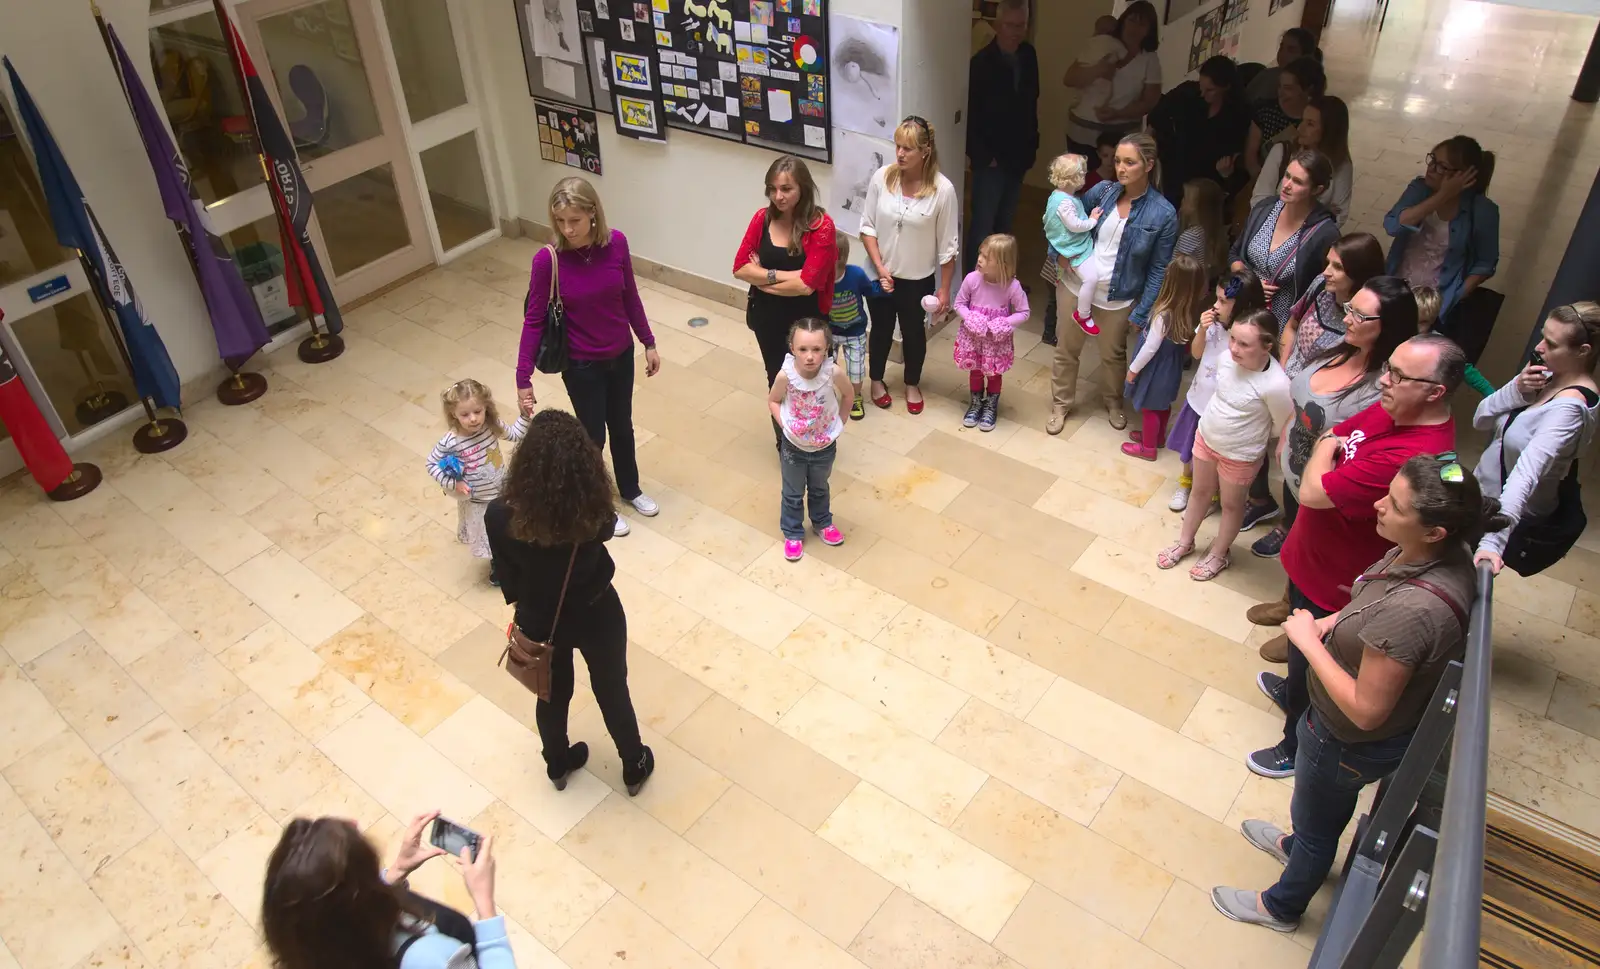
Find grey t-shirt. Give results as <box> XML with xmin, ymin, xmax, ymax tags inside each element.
<box><xmin>1281</xmin><ymin>356</ymin><xmax>1383</xmax><ymax>495</ymax></box>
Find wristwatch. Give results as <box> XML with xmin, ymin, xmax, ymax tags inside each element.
<box><xmin>766</xmin><ymin>268</ymin><xmax>777</xmax><ymax>285</ymax></box>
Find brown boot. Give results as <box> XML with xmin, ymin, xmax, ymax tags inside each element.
<box><xmin>1258</xmin><ymin>633</ymin><xmax>1290</xmax><ymax>664</ymax></box>
<box><xmin>1247</xmin><ymin>583</ymin><xmax>1292</xmax><ymax>627</ymax></box>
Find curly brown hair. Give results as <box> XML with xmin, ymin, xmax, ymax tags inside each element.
<box><xmin>503</xmin><ymin>409</ymin><xmax>616</xmax><ymax>545</ymax></box>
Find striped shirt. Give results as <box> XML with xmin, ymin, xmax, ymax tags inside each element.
<box><xmin>426</xmin><ymin>414</ymin><xmax>531</xmax><ymax>503</ymax></box>
<box><xmin>830</xmin><ymin>264</ymin><xmax>872</xmax><ymax>337</ymax></box>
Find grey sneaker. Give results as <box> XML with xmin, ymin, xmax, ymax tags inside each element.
<box><xmin>1211</xmin><ymin>887</ymin><xmax>1298</xmax><ymax>932</ymax></box>
<box><xmin>1241</xmin><ymin>820</ymin><xmax>1291</xmax><ymax>866</ymax></box>
<box><xmin>1248</xmin><ymin>744</ymin><xmax>1295</xmax><ymax>779</ymax></box>
<box><xmin>978</xmin><ymin>394</ymin><xmax>999</xmax><ymax>432</ymax></box>
<box><xmin>1256</xmin><ymin>671</ymin><xmax>1289</xmax><ymax>714</ymax></box>
<box><xmin>963</xmin><ymin>392</ymin><xmax>984</xmax><ymax>428</ymax></box>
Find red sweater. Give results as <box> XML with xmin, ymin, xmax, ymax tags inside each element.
<box><xmin>733</xmin><ymin>209</ymin><xmax>838</xmax><ymax>315</ymax></box>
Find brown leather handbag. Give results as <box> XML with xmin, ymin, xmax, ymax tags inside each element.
<box><xmin>498</xmin><ymin>547</ymin><xmax>577</xmax><ymax>701</ymax></box>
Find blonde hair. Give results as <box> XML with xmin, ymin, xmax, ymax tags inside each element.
<box><xmin>885</xmin><ymin>117</ymin><xmax>940</xmax><ymax>199</ymax></box>
<box><xmin>835</xmin><ymin>228</ymin><xmax>851</xmax><ymax>271</ymax></box>
<box><xmin>1048</xmin><ymin>154</ymin><xmax>1088</xmax><ymax>193</ymax></box>
<box><xmin>441</xmin><ymin>379</ymin><xmax>506</xmax><ymax>439</ymax></box>
<box><xmin>1150</xmin><ymin>253</ymin><xmax>1208</xmax><ymax>345</ymax></box>
<box><xmin>547</xmin><ymin>177</ymin><xmax>609</xmax><ymax>250</ymax></box>
<box><xmin>1413</xmin><ymin>285</ymin><xmax>1442</xmax><ymax>332</ymax></box>
<box><xmin>978</xmin><ymin>234</ymin><xmax>1018</xmax><ymax>284</ymax></box>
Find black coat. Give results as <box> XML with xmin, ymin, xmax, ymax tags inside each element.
<box><xmin>966</xmin><ymin>40</ymin><xmax>1040</xmax><ymax>174</ymax></box>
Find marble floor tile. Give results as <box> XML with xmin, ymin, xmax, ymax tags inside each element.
<box><xmin>229</xmin><ymin>546</ymin><xmax>365</xmax><ymax>650</ymax></box>
<box><xmin>558</xmin><ymin>895</ymin><xmax>711</xmax><ymax>969</ymax></box>
<box><xmin>318</xmin><ymin>705</ymin><xmax>494</xmax><ymax>823</ymax></box>
<box><xmin>1141</xmin><ymin>881</ymin><xmax>1312</xmax><ymax>969</ymax></box>
<box><xmin>2</xmin><ymin>730</ymin><xmax>157</xmax><ymax>880</ymax></box>
<box><xmin>993</xmin><ymin>883</ymin><xmax>1179</xmax><ymax>969</ymax></box>
<box><xmin>847</xmin><ymin>890</ymin><xmax>1024</xmax><ymax>969</ymax></box>
<box><xmin>1178</xmin><ymin>688</ymin><xmax>1287</xmax><ymax>765</ymax></box>
<box><xmin>742</xmin><ymin>545</ymin><xmax>906</xmax><ymax>643</ymax></box>
<box><xmin>244</xmin><ymin>492</ymin><xmax>347</xmax><ymax>561</ymax></box>
<box><xmin>616</xmin><ymin>647</ymin><xmax>714</xmax><ymax>736</ymax></box>
<box><xmin>774</xmin><ymin>616</ymin><xmax>967</xmax><ymax>740</ymax></box>
<box><xmin>88</xmin><ymin>831</ymin><xmax>258</xmax><ymax>968</ymax></box>
<box><xmin>190</xmin><ymin>693</ymin><xmax>344</xmax><ymax>822</ymax></box>
<box><xmin>832</xmin><ymin>437</ymin><xmax>969</xmax><ymax>514</ymax></box>
<box><xmin>635</xmin><ymin>437</ymin><xmax>761</xmax><ymax>512</ymax></box>
<box><xmin>24</xmin><ymin>633</ymin><xmax>162</xmax><ymax>754</ymax></box>
<box><xmin>668</xmin><ymin>695</ymin><xmax>858</xmax><ymax>831</ymax></box>
<box><xmin>1547</xmin><ymin>673</ymin><xmax>1600</xmax><ymax>741</ymax></box>
<box><xmin>952</xmin><ymin>533</ymin><xmax>1123</xmax><ymax>634</ymax></box>
<box><xmin>315</xmin><ymin>614</ymin><xmax>475</xmax><ymax>734</ymax></box>
<box><xmin>906</xmin><ymin>431</ymin><xmax>1057</xmax><ymax>508</ymax></box>
<box><xmin>710</xmin><ymin>897</ymin><xmax>869</xmax><ymax>969</ymax></box>
<box><xmin>219</xmin><ymin>622</ymin><xmax>371</xmax><ymax>742</ymax></box>
<box><xmin>649</xmin><ymin>553</ymin><xmax>809</xmax><ymax>650</ymax></box>
<box><xmin>939</xmin><ymin>485</ymin><xmax>1097</xmax><ymax>568</ymax></box>
<box><xmin>1098</xmin><ymin>601</ymin><xmax>1278</xmax><ymax>715</ymax></box>
<box><xmin>1089</xmin><ymin>777</ymin><xmax>1287</xmax><ymax>891</ymax></box>
<box><xmin>125</xmin><ymin>634</ymin><xmax>249</xmax><ymax>730</ymax></box>
<box><xmin>1070</xmin><ymin>538</ymin><xmax>1258</xmax><ymax>643</ymax></box>
<box><xmin>101</xmin><ymin>715</ymin><xmax>261</xmax><ymax>862</ymax></box>
<box><xmin>629</xmin><ymin>486</ymin><xmax>776</xmax><ymax>573</ymax></box>
<box><xmin>874</xmin><ymin>606</ymin><xmax>1055</xmax><ymax>719</ymax></box>
<box><xmin>953</xmin><ymin>778</ymin><xmax>1173</xmax><ymax>940</ymax></box>
<box><xmin>343</xmin><ymin>559</ymin><xmax>483</xmax><ymax>657</ymax></box>
<box><xmin>1028</xmin><ymin>678</ymin><xmax>1245</xmax><ymax>821</ymax></box>
<box><xmin>0</xmin><ymin>813</ymin><xmax>122</xmax><ymax>969</ymax></box>
<box><xmin>849</xmin><ymin>540</ymin><xmax>1015</xmax><ymax>638</ymax></box>
<box><xmin>605</xmin><ymin>519</ymin><xmax>688</xmax><ymax>583</ymax></box>
<box><xmin>0</xmin><ymin>565</ymin><xmax>81</xmax><ymax>666</ymax></box>
<box><xmin>196</xmin><ymin>813</ymin><xmax>282</xmax><ymax>929</ymax></box>
<box><xmin>0</xmin><ymin>657</ymin><xmax>69</xmax><ymax>771</ymax></box>
<box><xmin>143</xmin><ymin>560</ymin><xmax>270</xmax><ymax>656</ymax></box>
<box><xmin>819</xmin><ymin>784</ymin><xmax>1030</xmax><ymax>942</ymax></box>
<box><xmin>685</xmin><ymin>786</ymin><xmax>894</xmax><ymax>948</ymax></box>
<box><xmin>827</xmin><ymin>484</ymin><xmax>980</xmax><ymax>566</ymax></box>
<box><xmin>662</xmin><ymin>620</ymin><xmax>814</xmax><ymax>724</ymax></box>
<box><xmin>937</xmin><ymin>699</ymin><xmax>1121</xmax><ymax>825</ymax></box>
<box><xmin>561</xmin><ymin>793</ymin><xmax>760</xmax><ymax>956</ymax></box>
<box><xmin>565</xmin><ymin>705</ymin><xmax>729</xmax><ymax>833</ymax></box>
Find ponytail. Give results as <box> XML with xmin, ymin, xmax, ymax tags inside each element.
<box><xmin>1438</xmin><ymin>135</ymin><xmax>1495</xmax><ymax>195</ymax></box>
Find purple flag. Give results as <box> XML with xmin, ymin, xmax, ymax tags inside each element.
<box><xmin>102</xmin><ymin>18</ymin><xmax>270</xmax><ymax>370</ymax></box>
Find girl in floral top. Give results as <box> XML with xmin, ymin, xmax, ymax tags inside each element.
<box><xmin>767</xmin><ymin>318</ymin><xmax>854</xmax><ymax>561</ymax></box>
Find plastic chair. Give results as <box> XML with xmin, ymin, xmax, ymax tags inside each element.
<box><xmin>286</xmin><ymin>64</ymin><xmax>330</xmax><ymax>149</ymax></box>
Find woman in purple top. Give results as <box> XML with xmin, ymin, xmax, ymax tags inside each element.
<box><xmin>517</xmin><ymin>177</ymin><xmax>661</xmax><ymax>537</ymax></box>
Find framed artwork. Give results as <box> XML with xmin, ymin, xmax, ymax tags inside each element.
<box><xmin>514</xmin><ymin>0</ymin><xmax>596</xmax><ymax>107</ymax></box>
<box><xmin>614</xmin><ymin>92</ymin><xmax>664</xmax><ymax>139</ymax></box>
<box><xmin>535</xmin><ymin>99</ymin><xmax>604</xmax><ymax>174</ymax></box>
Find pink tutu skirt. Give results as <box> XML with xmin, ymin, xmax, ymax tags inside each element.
<box><xmin>953</xmin><ymin>308</ymin><xmax>1016</xmax><ymax>375</ymax></box>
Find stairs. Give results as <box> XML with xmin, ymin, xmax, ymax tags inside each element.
<box><xmin>1480</xmin><ymin>807</ymin><xmax>1600</xmax><ymax>968</ymax></box>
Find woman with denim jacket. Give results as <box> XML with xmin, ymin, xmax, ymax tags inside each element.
<box><xmin>1384</xmin><ymin>136</ymin><xmax>1499</xmax><ymax>321</ymax></box>
<box><xmin>1047</xmin><ymin>132</ymin><xmax>1178</xmax><ymax>435</ymax></box>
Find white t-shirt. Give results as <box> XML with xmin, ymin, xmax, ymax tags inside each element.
<box><xmin>1197</xmin><ymin>353</ymin><xmax>1294</xmax><ymax>462</ymax></box>
<box><xmin>1186</xmin><ymin>321</ymin><xmax>1230</xmax><ymax>414</ymax></box>
<box><xmin>1067</xmin><ymin>48</ymin><xmax>1161</xmax><ymax>144</ymax></box>
<box><xmin>1073</xmin><ymin>34</ymin><xmax>1127</xmax><ymax>120</ymax></box>
<box><xmin>858</xmin><ymin>167</ymin><xmax>961</xmax><ymax>281</ymax></box>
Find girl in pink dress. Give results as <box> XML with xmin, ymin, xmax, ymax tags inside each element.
<box><xmin>954</xmin><ymin>234</ymin><xmax>1031</xmax><ymax>432</ymax></box>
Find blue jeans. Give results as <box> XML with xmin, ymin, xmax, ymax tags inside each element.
<box><xmin>1281</xmin><ymin>580</ymin><xmax>1335</xmax><ymax>757</ymax></box>
<box><xmin>779</xmin><ymin>439</ymin><xmax>836</xmax><ymax>540</ymax></box>
<box><xmin>965</xmin><ymin>165</ymin><xmax>1024</xmax><ymax>276</ymax></box>
<box><xmin>1261</xmin><ymin>706</ymin><xmax>1413</xmax><ymax>920</ymax></box>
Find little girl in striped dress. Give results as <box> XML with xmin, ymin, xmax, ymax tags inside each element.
<box><xmin>426</xmin><ymin>379</ymin><xmax>532</xmax><ymax>584</ymax></box>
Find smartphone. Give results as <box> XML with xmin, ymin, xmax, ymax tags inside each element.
<box><xmin>429</xmin><ymin>817</ymin><xmax>481</xmax><ymax>861</ymax></box>
<box><xmin>1530</xmin><ymin>348</ymin><xmax>1546</xmax><ymax>368</ymax></box>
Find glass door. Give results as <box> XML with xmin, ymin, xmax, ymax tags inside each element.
<box><xmin>235</xmin><ymin>0</ymin><xmax>434</xmax><ymax>301</ymax></box>
<box><xmin>0</xmin><ymin>94</ymin><xmax>139</xmax><ymax>480</ymax></box>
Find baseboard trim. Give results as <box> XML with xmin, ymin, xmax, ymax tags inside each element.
<box><xmin>1488</xmin><ymin>792</ymin><xmax>1600</xmax><ymax>858</ymax></box>
<box><xmin>518</xmin><ymin>217</ymin><xmax>745</xmax><ymax>312</ymax></box>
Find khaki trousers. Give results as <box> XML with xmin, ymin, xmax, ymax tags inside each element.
<box><xmin>1049</xmin><ymin>278</ymin><xmax>1135</xmax><ymax>415</ymax></box>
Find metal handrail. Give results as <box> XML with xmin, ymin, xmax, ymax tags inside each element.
<box><xmin>1417</xmin><ymin>561</ymin><xmax>1495</xmax><ymax>969</ymax></box>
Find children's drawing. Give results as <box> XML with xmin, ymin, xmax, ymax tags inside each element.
<box><xmin>830</xmin><ymin>14</ymin><xmax>897</xmax><ymax>136</ymax></box>
<box><xmin>830</xmin><ymin>129</ymin><xmax>893</xmax><ymax>236</ymax></box>
<box><xmin>530</xmin><ymin>0</ymin><xmax>583</xmax><ymax>64</ymax></box>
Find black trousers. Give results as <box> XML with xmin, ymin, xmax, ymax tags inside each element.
<box><xmin>867</xmin><ymin>273</ymin><xmax>938</xmax><ymax>386</ymax></box>
<box><xmin>561</xmin><ymin>350</ymin><xmax>641</xmax><ymax>500</ymax></box>
<box><xmin>535</xmin><ymin>586</ymin><xmax>645</xmax><ymax>767</ymax></box>
<box><xmin>1280</xmin><ymin>580</ymin><xmax>1336</xmax><ymax>757</ymax></box>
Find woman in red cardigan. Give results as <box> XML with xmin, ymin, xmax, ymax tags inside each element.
<box><xmin>733</xmin><ymin>155</ymin><xmax>837</xmax><ymax>396</ymax></box>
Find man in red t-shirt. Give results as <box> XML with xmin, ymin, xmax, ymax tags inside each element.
<box><xmin>1248</xmin><ymin>334</ymin><xmax>1462</xmax><ymax>778</ymax></box>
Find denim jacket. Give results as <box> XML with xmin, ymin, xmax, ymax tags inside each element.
<box><xmin>1082</xmin><ymin>180</ymin><xmax>1179</xmax><ymax>326</ymax></box>
<box><xmin>1383</xmin><ymin>178</ymin><xmax>1500</xmax><ymax>316</ymax></box>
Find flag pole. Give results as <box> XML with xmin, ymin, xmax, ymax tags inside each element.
<box><xmin>73</xmin><ymin>245</ymin><xmax>188</xmax><ymax>454</ymax></box>
<box><xmin>90</xmin><ymin>1</ymin><xmax>269</xmax><ymax>406</ymax></box>
<box><xmin>0</xmin><ymin>310</ymin><xmax>103</xmax><ymax>501</ymax></box>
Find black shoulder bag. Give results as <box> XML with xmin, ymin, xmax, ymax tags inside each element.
<box><xmin>1496</xmin><ymin>387</ymin><xmax>1597</xmax><ymax>577</ymax></box>
<box><xmin>530</xmin><ymin>244</ymin><xmax>570</xmax><ymax>374</ymax></box>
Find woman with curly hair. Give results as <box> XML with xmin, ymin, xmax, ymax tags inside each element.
<box><xmin>485</xmin><ymin>410</ymin><xmax>653</xmax><ymax>795</ymax></box>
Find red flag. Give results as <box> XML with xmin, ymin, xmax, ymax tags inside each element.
<box><xmin>0</xmin><ymin>312</ymin><xmax>73</xmax><ymax>492</ymax></box>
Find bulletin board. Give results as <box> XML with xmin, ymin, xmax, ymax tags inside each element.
<box><xmin>573</xmin><ymin>0</ymin><xmax>832</xmax><ymax>161</ymax></box>
<box><xmin>514</xmin><ymin>0</ymin><xmax>598</xmax><ymax>109</ymax></box>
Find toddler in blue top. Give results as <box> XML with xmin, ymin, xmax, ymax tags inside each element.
<box><xmin>830</xmin><ymin>230</ymin><xmax>874</xmax><ymax>420</ymax></box>
<box><xmin>1043</xmin><ymin>153</ymin><xmax>1103</xmax><ymax>337</ymax></box>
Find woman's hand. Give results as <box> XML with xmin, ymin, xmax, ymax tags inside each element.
<box><xmin>1474</xmin><ymin>549</ymin><xmax>1504</xmax><ymax>575</ymax></box>
<box><xmin>644</xmin><ymin>346</ymin><xmax>662</xmax><ymax>377</ymax></box>
<box><xmin>1438</xmin><ymin>166</ymin><xmax>1479</xmax><ymax>201</ymax></box>
<box><xmin>1514</xmin><ymin>363</ymin><xmax>1552</xmax><ymax>397</ymax></box>
<box><xmin>878</xmin><ymin>272</ymin><xmax>895</xmax><ymax>293</ymax></box>
<box><xmin>1283</xmin><ymin>608</ymin><xmax>1323</xmax><ymax>648</ymax></box>
<box><xmin>1261</xmin><ymin>280</ymin><xmax>1280</xmax><ymax>300</ymax></box>
<box><xmin>1216</xmin><ymin>155</ymin><xmax>1235</xmax><ymax>179</ymax></box>
<box><xmin>455</xmin><ymin>835</ymin><xmax>496</xmax><ymax>921</ymax></box>
<box><xmin>747</xmin><ymin>252</ymin><xmax>763</xmax><ymax>269</ymax></box>
<box><xmin>517</xmin><ymin>386</ymin><xmax>537</xmax><ymax>415</ymax></box>
<box><xmin>391</xmin><ymin>810</ymin><xmax>445</xmax><ymax>879</ymax></box>
<box><xmin>936</xmin><ymin>288</ymin><xmax>951</xmax><ymax>316</ymax></box>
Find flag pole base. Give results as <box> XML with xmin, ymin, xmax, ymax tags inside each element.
<box><xmin>298</xmin><ymin>332</ymin><xmax>345</xmax><ymax>364</ymax></box>
<box><xmin>217</xmin><ymin>371</ymin><xmax>268</xmax><ymax>406</ymax></box>
<box><xmin>133</xmin><ymin>417</ymin><xmax>188</xmax><ymax>454</ymax></box>
<box><xmin>47</xmin><ymin>463</ymin><xmax>103</xmax><ymax>502</ymax></box>
<box><xmin>74</xmin><ymin>389</ymin><xmax>129</xmax><ymax>426</ymax></box>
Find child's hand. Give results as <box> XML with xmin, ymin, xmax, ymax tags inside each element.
<box><xmin>1125</xmin><ymin>370</ymin><xmax>1138</xmax><ymax>385</ymax></box>
<box><xmin>518</xmin><ymin>396</ymin><xmax>535</xmax><ymax>418</ymax></box>
<box><xmin>455</xmin><ymin>482</ymin><xmax>472</xmax><ymax>498</ymax></box>
<box><xmin>1089</xmin><ymin>207</ymin><xmax>1102</xmax><ymax>220</ymax></box>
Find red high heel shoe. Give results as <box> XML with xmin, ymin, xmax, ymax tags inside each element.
<box><xmin>872</xmin><ymin>388</ymin><xmax>893</xmax><ymax>409</ymax></box>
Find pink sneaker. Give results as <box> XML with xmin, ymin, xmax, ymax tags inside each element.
<box><xmin>1073</xmin><ymin>310</ymin><xmax>1100</xmax><ymax>336</ymax></box>
<box><xmin>784</xmin><ymin>539</ymin><xmax>804</xmax><ymax>561</ymax></box>
<box><xmin>818</xmin><ymin>525</ymin><xmax>845</xmax><ymax>546</ymax></box>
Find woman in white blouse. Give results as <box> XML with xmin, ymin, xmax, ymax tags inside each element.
<box><xmin>1251</xmin><ymin>95</ymin><xmax>1354</xmax><ymax>227</ymax></box>
<box><xmin>859</xmin><ymin>115</ymin><xmax>960</xmax><ymax>415</ymax></box>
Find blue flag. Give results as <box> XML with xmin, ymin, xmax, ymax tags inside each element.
<box><xmin>103</xmin><ymin>20</ymin><xmax>270</xmax><ymax>372</ymax></box>
<box><xmin>4</xmin><ymin>57</ymin><xmax>183</xmax><ymax>412</ymax></box>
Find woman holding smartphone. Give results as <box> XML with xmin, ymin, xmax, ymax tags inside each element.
<box><xmin>263</xmin><ymin>809</ymin><xmax>514</xmax><ymax>968</ymax></box>
<box><xmin>1472</xmin><ymin>303</ymin><xmax>1600</xmax><ymax>574</ymax></box>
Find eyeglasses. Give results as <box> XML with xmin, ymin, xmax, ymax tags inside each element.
<box><xmin>1345</xmin><ymin>305</ymin><xmax>1381</xmax><ymax>324</ymax></box>
<box><xmin>1425</xmin><ymin>152</ymin><xmax>1459</xmax><ymax>175</ymax></box>
<box><xmin>1382</xmin><ymin>361</ymin><xmax>1441</xmax><ymax>386</ymax></box>
<box><xmin>1436</xmin><ymin>451</ymin><xmax>1464</xmax><ymax>483</ymax></box>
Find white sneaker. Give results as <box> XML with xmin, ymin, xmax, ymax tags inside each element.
<box><xmin>613</xmin><ymin>514</ymin><xmax>631</xmax><ymax>537</ymax></box>
<box><xmin>630</xmin><ymin>493</ymin><xmax>659</xmax><ymax>517</ymax></box>
<box><xmin>1169</xmin><ymin>485</ymin><xmax>1191</xmax><ymax>512</ymax></box>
